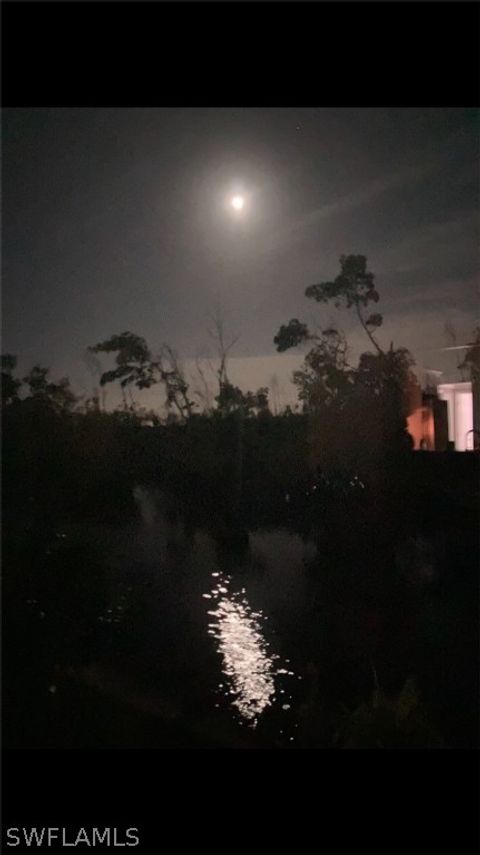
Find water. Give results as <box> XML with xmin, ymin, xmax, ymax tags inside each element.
<box><xmin>8</xmin><ymin>481</ymin><xmax>473</xmax><ymax>748</ymax></box>
<box><xmin>205</xmin><ymin>571</ymin><xmax>296</xmax><ymax>727</ymax></box>
<box><xmin>96</xmin><ymin>485</ymin><xmax>313</xmax><ymax>742</ymax></box>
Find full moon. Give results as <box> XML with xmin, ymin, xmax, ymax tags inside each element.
<box><xmin>231</xmin><ymin>195</ymin><xmax>245</xmax><ymax>211</ymax></box>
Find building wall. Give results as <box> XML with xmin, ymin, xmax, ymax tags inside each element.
<box><xmin>437</xmin><ymin>382</ymin><xmax>473</xmax><ymax>451</ymax></box>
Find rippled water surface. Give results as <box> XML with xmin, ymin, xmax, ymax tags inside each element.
<box><xmin>204</xmin><ymin>572</ymin><xmax>296</xmax><ymax>726</ymax></box>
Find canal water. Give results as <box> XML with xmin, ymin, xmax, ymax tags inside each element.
<box><xmin>51</xmin><ymin>486</ymin><xmax>318</xmax><ymax>747</ymax></box>
<box><xmin>7</xmin><ymin>481</ymin><xmax>476</xmax><ymax>749</ymax></box>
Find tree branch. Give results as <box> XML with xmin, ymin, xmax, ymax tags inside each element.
<box><xmin>355</xmin><ymin>302</ymin><xmax>383</xmax><ymax>355</ymax></box>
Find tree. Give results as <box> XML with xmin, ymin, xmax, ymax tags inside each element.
<box><xmin>274</xmin><ymin>255</ymin><xmax>417</xmax><ymax>471</ymax></box>
<box><xmin>292</xmin><ymin>328</ymin><xmax>353</xmax><ymax>411</ymax></box>
<box><xmin>214</xmin><ymin>382</ymin><xmax>270</xmax><ymax>417</ymax></box>
<box><xmin>83</xmin><ymin>348</ymin><xmax>106</xmax><ymax>411</ymax></box>
<box><xmin>207</xmin><ymin>311</ymin><xmax>240</xmax><ymax>403</ymax></box>
<box><xmin>207</xmin><ymin>311</ymin><xmax>270</xmax><ymax>418</ymax></box>
<box><xmin>1</xmin><ymin>354</ymin><xmax>21</xmax><ymax>406</ymax></box>
<box><xmin>305</xmin><ymin>254</ymin><xmax>383</xmax><ymax>354</ymax></box>
<box><xmin>458</xmin><ymin>326</ymin><xmax>480</xmax><ymax>376</ymax></box>
<box><xmin>89</xmin><ymin>332</ymin><xmax>158</xmax><ymax>410</ymax></box>
<box><xmin>22</xmin><ymin>364</ymin><xmax>78</xmax><ymax>413</ymax></box>
<box><xmin>270</xmin><ymin>373</ymin><xmax>281</xmax><ymax>415</ymax></box>
<box><xmin>158</xmin><ymin>344</ymin><xmax>196</xmax><ymax>420</ymax></box>
<box><xmin>215</xmin><ymin>380</ymin><xmax>246</xmax><ymax>416</ymax></box>
<box><xmin>274</xmin><ymin>318</ymin><xmax>310</xmax><ymax>353</ymax></box>
<box><xmin>89</xmin><ymin>332</ymin><xmax>196</xmax><ymax>421</ymax></box>
<box><xmin>192</xmin><ymin>353</ymin><xmax>215</xmax><ymax>413</ymax></box>
<box><xmin>251</xmin><ymin>386</ymin><xmax>270</xmax><ymax>415</ymax></box>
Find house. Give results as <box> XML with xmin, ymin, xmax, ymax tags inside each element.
<box><xmin>438</xmin><ymin>381</ymin><xmax>475</xmax><ymax>450</ymax></box>
<box><xmin>407</xmin><ymin>380</ymin><xmax>474</xmax><ymax>451</ymax></box>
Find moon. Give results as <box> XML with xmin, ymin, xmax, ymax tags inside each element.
<box><xmin>231</xmin><ymin>195</ymin><xmax>245</xmax><ymax>211</ymax></box>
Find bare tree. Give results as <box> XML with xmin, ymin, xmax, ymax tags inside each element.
<box><xmin>83</xmin><ymin>348</ymin><xmax>107</xmax><ymax>410</ymax></box>
<box><xmin>270</xmin><ymin>372</ymin><xmax>280</xmax><ymax>416</ymax></box>
<box><xmin>207</xmin><ymin>309</ymin><xmax>245</xmax><ymax>517</ymax></box>
<box><xmin>192</xmin><ymin>351</ymin><xmax>214</xmax><ymax>413</ymax></box>
<box><xmin>207</xmin><ymin>310</ymin><xmax>240</xmax><ymax>396</ymax></box>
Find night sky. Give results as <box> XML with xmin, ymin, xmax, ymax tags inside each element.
<box><xmin>3</xmin><ymin>108</ymin><xmax>478</xmax><ymax>408</ymax></box>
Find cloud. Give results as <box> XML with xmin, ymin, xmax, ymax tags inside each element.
<box><xmin>260</xmin><ymin>159</ymin><xmax>443</xmax><ymax>259</ymax></box>
<box><xmin>373</xmin><ymin>213</ymin><xmax>479</xmax><ymax>276</ymax></box>
<box><xmin>381</xmin><ymin>274</ymin><xmax>479</xmax><ymax>310</ymax></box>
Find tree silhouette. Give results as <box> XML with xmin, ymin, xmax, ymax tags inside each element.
<box><xmin>159</xmin><ymin>344</ymin><xmax>196</xmax><ymax>420</ymax></box>
<box><xmin>89</xmin><ymin>332</ymin><xmax>196</xmax><ymax>420</ymax></box>
<box><xmin>214</xmin><ymin>382</ymin><xmax>270</xmax><ymax>417</ymax></box>
<box><xmin>274</xmin><ymin>254</ymin><xmax>417</xmax><ymax>469</ymax></box>
<box><xmin>1</xmin><ymin>354</ymin><xmax>21</xmax><ymax>406</ymax></box>
<box><xmin>89</xmin><ymin>332</ymin><xmax>158</xmax><ymax>410</ymax></box>
<box><xmin>305</xmin><ymin>254</ymin><xmax>383</xmax><ymax>354</ymax></box>
<box><xmin>22</xmin><ymin>364</ymin><xmax>78</xmax><ymax>413</ymax></box>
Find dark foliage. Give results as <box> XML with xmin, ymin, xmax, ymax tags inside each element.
<box><xmin>274</xmin><ymin>255</ymin><xmax>419</xmax><ymax>473</ymax></box>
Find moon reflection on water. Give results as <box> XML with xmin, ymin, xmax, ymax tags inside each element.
<box><xmin>203</xmin><ymin>572</ymin><xmax>295</xmax><ymax>728</ymax></box>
